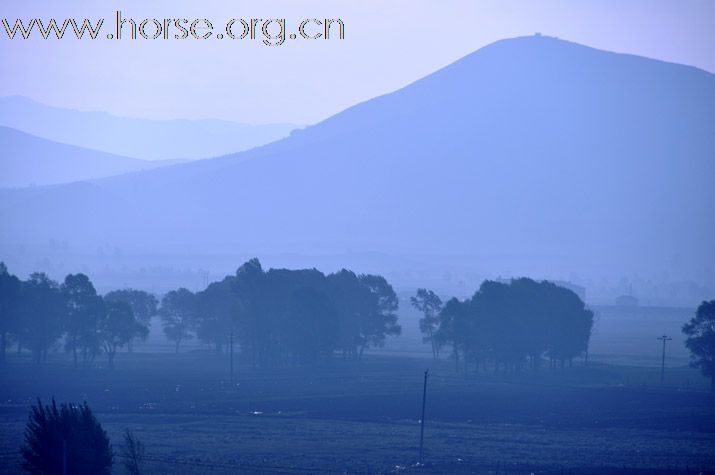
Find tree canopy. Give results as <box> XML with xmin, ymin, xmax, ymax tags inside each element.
<box><xmin>162</xmin><ymin>259</ymin><xmax>402</xmax><ymax>365</ymax></box>
<box><xmin>411</xmin><ymin>288</ymin><xmax>443</xmax><ymax>360</ymax></box>
<box><xmin>682</xmin><ymin>300</ymin><xmax>715</xmax><ymax>392</ymax></box>
<box><xmin>430</xmin><ymin>278</ymin><xmax>593</xmax><ymax>373</ymax></box>
<box><xmin>0</xmin><ymin>263</ymin><xmax>149</xmax><ymax>368</ymax></box>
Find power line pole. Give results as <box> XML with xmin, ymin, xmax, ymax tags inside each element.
<box><xmin>419</xmin><ymin>369</ymin><xmax>429</xmax><ymax>465</ymax></box>
<box><xmin>657</xmin><ymin>334</ymin><xmax>672</xmax><ymax>386</ymax></box>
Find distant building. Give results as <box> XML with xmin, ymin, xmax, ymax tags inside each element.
<box><xmin>615</xmin><ymin>294</ymin><xmax>639</xmax><ymax>307</ymax></box>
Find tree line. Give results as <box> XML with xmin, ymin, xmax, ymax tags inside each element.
<box><xmin>4</xmin><ymin>259</ymin><xmax>713</xmax><ymax>385</ymax></box>
<box><xmin>161</xmin><ymin>259</ymin><xmax>401</xmax><ymax>366</ymax></box>
<box><xmin>0</xmin><ymin>259</ymin><xmax>402</xmax><ymax>367</ymax></box>
<box><xmin>0</xmin><ymin>262</ymin><xmax>154</xmax><ymax>367</ymax></box>
<box><xmin>412</xmin><ymin>278</ymin><xmax>595</xmax><ymax>372</ymax></box>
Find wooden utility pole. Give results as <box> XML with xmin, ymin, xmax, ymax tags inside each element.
<box><xmin>419</xmin><ymin>369</ymin><xmax>429</xmax><ymax>465</ymax></box>
<box><xmin>657</xmin><ymin>334</ymin><xmax>672</xmax><ymax>386</ymax></box>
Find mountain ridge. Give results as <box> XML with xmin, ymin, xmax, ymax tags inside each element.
<box><xmin>0</xmin><ymin>96</ymin><xmax>299</xmax><ymax>161</ymax></box>
<box><xmin>0</xmin><ymin>126</ymin><xmax>188</xmax><ymax>188</ymax></box>
<box><xmin>1</xmin><ymin>35</ymin><xmax>713</xmax><ymax>282</ymax></box>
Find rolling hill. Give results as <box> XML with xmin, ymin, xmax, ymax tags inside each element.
<box><xmin>0</xmin><ymin>127</ymin><xmax>185</xmax><ymax>187</ymax></box>
<box><xmin>1</xmin><ymin>35</ymin><xmax>713</xmax><ymax>281</ymax></box>
<box><xmin>0</xmin><ymin>96</ymin><xmax>298</xmax><ymax>161</ymax></box>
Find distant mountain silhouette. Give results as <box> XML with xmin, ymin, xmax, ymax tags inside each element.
<box><xmin>1</xmin><ymin>36</ymin><xmax>714</xmax><ymax>279</ymax></box>
<box><xmin>0</xmin><ymin>96</ymin><xmax>298</xmax><ymax>160</ymax></box>
<box><xmin>0</xmin><ymin>127</ymin><xmax>185</xmax><ymax>187</ymax></box>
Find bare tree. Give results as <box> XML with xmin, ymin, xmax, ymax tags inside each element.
<box><xmin>120</xmin><ymin>430</ymin><xmax>146</xmax><ymax>475</ymax></box>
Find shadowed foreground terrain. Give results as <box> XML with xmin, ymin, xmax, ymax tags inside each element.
<box><xmin>1</xmin><ymin>353</ymin><xmax>713</xmax><ymax>474</ymax></box>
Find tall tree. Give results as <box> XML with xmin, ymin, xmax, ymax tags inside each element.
<box><xmin>157</xmin><ymin>260</ymin><xmax>402</xmax><ymax>366</ymax></box>
<box><xmin>682</xmin><ymin>300</ymin><xmax>715</xmax><ymax>392</ymax></box>
<box><xmin>411</xmin><ymin>288</ymin><xmax>443</xmax><ymax>360</ymax></box>
<box><xmin>357</xmin><ymin>274</ymin><xmax>401</xmax><ymax>358</ymax></box>
<box><xmin>0</xmin><ymin>262</ymin><xmax>21</xmax><ymax>363</ymax></box>
<box><xmin>103</xmin><ymin>289</ymin><xmax>157</xmax><ymax>326</ymax></box>
<box><xmin>20</xmin><ymin>273</ymin><xmax>65</xmax><ymax>364</ymax></box>
<box><xmin>435</xmin><ymin>297</ymin><xmax>469</xmax><ymax>372</ymax></box>
<box><xmin>285</xmin><ymin>288</ymin><xmax>338</xmax><ymax>363</ymax></box>
<box><xmin>99</xmin><ymin>300</ymin><xmax>148</xmax><ymax>368</ymax></box>
<box><xmin>196</xmin><ymin>278</ymin><xmax>241</xmax><ymax>352</ymax></box>
<box><xmin>326</xmin><ymin>269</ymin><xmax>369</xmax><ymax>359</ymax></box>
<box><xmin>159</xmin><ymin>288</ymin><xmax>197</xmax><ymax>352</ymax></box>
<box><xmin>434</xmin><ymin>278</ymin><xmax>594</xmax><ymax>373</ymax></box>
<box><xmin>104</xmin><ymin>289</ymin><xmax>157</xmax><ymax>352</ymax></box>
<box><xmin>62</xmin><ymin>273</ymin><xmax>104</xmax><ymax>367</ymax></box>
<box><xmin>233</xmin><ymin>259</ymin><xmax>268</xmax><ymax>366</ymax></box>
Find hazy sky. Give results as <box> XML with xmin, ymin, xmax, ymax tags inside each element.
<box><xmin>1</xmin><ymin>0</ymin><xmax>713</xmax><ymax>124</ymax></box>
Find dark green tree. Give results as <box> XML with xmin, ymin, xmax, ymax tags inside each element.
<box><xmin>196</xmin><ymin>277</ymin><xmax>242</xmax><ymax>352</ymax></box>
<box><xmin>62</xmin><ymin>274</ymin><xmax>104</xmax><ymax>367</ymax></box>
<box><xmin>99</xmin><ymin>300</ymin><xmax>148</xmax><ymax>368</ymax></box>
<box><xmin>434</xmin><ymin>278</ymin><xmax>593</xmax><ymax>373</ymax></box>
<box><xmin>435</xmin><ymin>297</ymin><xmax>470</xmax><ymax>372</ymax></box>
<box><xmin>159</xmin><ymin>288</ymin><xmax>197</xmax><ymax>352</ymax></box>
<box><xmin>20</xmin><ymin>273</ymin><xmax>65</xmax><ymax>364</ymax></box>
<box><xmin>682</xmin><ymin>300</ymin><xmax>715</xmax><ymax>392</ymax></box>
<box><xmin>286</xmin><ymin>288</ymin><xmax>338</xmax><ymax>363</ymax></box>
<box><xmin>104</xmin><ymin>289</ymin><xmax>157</xmax><ymax>352</ymax></box>
<box><xmin>158</xmin><ymin>260</ymin><xmax>402</xmax><ymax>366</ymax></box>
<box><xmin>232</xmin><ymin>259</ymin><xmax>268</xmax><ymax>366</ymax></box>
<box><xmin>103</xmin><ymin>289</ymin><xmax>157</xmax><ymax>326</ymax></box>
<box><xmin>411</xmin><ymin>288</ymin><xmax>443</xmax><ymax>360</ymax></box>
<box><xmin>0</xmin><ymin>262</ymin><xmax>22</xmax><ymax>362</ymax></box>
<box><xmin>326</xmin><ymin>269</ymin><xmax>370</xmax><ymax>359</ymax></box>
<box><xmin>22</xmin><ymin>399</ymin><xmax>112</xmax><ymax>475</ymax></box>
<box><xmin>357</xmin><ymin>274</ymin><xmax>401</xmax><ymax>358</ymax></box>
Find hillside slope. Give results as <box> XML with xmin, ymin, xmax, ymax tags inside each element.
<box><xmin>0</xmin><ymin>96</ymin><xmax>298</xmax><ymax>160</ymax></box>
<box><xmin>0</xmin><ymin>127</ymin><xmax>184</xmax><ymax>187</ymax></box>
<box><xmin>1</xmin><ymin>36</ymin><xmax>713</xmax><ymax>279</ymax></box>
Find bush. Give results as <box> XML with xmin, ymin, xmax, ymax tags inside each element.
<box><xmin>119</xmin><ymin>430</ymin><xmax>146</xmax><ymax>475</ymax></box>
<box><xmin>21</xmin><ymin>399</ymin><xmax>112</xmax><ymax>474</ymax></box>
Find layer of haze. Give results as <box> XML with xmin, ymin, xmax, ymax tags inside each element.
<box><xmin>1</xmin><ymin>0</ymin><xmax>714</xmax><ymax>124</ymax></box>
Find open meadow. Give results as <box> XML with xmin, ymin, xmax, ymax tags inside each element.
<box><xmin>1</xmin><ymin>348</ymin><xmax>713</xmax><ymax>474</ymax></box>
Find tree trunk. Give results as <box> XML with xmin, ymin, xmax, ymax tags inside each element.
<box><xmin>711</xmin><ymin>376</ymin><xmax>714</xmax><ymax>393</ymax></box>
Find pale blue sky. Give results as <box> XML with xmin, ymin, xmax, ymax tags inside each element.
<box><xmin>1</xmin><ymin>0</ymin><xmax>713</xmax><ymax>124</ymax></box>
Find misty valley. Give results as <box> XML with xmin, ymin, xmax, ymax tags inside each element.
<box><xmin>1</xmin><ymin>26</ymin><xmax>714</xmax><ymax>475</ymax></box>
<box><xmin>0</xmin><ymin>259</ymin><xmax>713</xmax><ymax>474</ymax></box>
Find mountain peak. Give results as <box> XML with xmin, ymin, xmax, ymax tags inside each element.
<box><xmin>1</xmin><ymin>37</ymin><xmax>713</xmax><ymax>283</ymax></box>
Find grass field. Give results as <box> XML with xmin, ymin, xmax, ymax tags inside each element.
<box><xmin>1</xmin><ymin>349</ymin><xmax>713</xmax><ymax>474</ymax></box>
